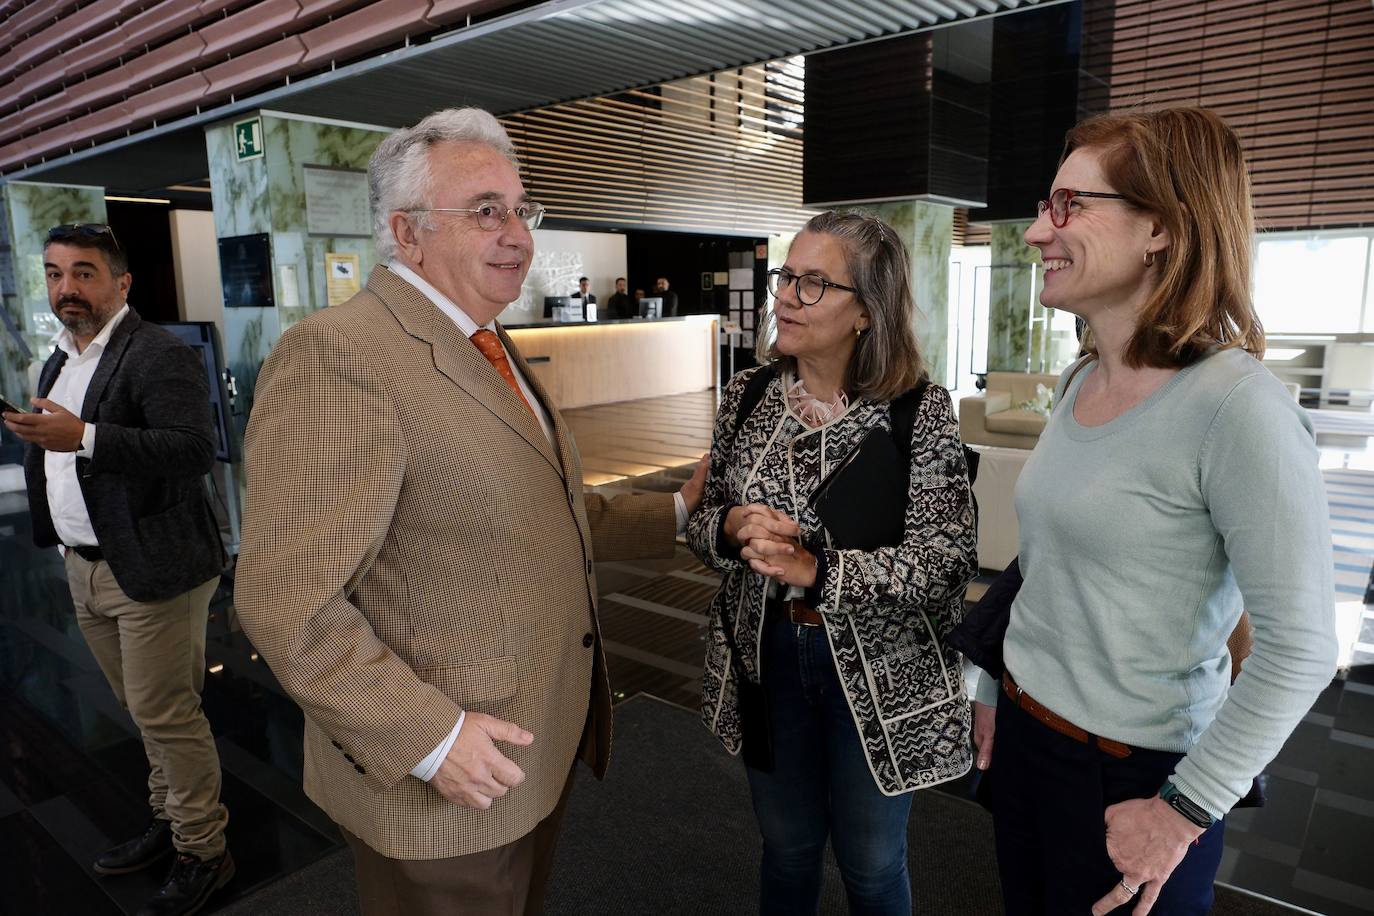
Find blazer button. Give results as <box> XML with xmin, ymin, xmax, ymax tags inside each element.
<box><xmin>582</xmin><ymin>632</ymin><xmax>594</xmax><ymax>648</ymax></box>
<box><xmin>354</xmin><ymin>764</ymin><xmax>366</xmax><ymax>775</ymax></box>
<box><xmin>331</xmin><ymin>740</ymin><xmax>342</xmax><ymax>749</ymax></box>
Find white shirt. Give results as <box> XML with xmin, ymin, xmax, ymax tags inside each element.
<box><xmin>386</xmin><ymin>262</ymin><xmax>687</xmax><ymax>782</ymax></box>
<box><xmin>45</xmin><ymin>305</ymin><xmax>130</xmax><ymax>548</ymax></box>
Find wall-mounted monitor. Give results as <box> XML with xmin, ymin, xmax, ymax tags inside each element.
<box><xmin>218</xmin><ymin>233</ymin><xmax>274</xmax><ymax>309</ymax></box>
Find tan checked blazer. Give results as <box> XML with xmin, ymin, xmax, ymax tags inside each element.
<box><xmin>234</xmin><ymin>266</ymin><xmax>676</xmax><ymax>859</ymax></box>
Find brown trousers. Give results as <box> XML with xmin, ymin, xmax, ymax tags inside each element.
<box><xmin>65</xmin><ymin>552</ymin><xmax>228</xmax><ymax>859</ymax></box>
<box><xmin>343</xmin><ymin>767</ymin><xmax>576</xmax><ymax>916</ymax></box>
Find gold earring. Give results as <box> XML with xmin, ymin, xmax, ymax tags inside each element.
<box><xmin>854</xmin><ymin>326</ymin><xmax>863</xmax><ymax>338</ymax></box>
<box><xmin>1143</xmin><ymin>249</ymin><xmax>1156</xmax><ymax>267</ymax></box>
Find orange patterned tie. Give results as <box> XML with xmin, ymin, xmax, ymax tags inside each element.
<box><xmin>470</xmin><ymin>329</ymin><xmax>534</xmax><ymax>415</ymax></box>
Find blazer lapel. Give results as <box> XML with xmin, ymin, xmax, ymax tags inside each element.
<box><xmin>36</xmin><ymin>349</ymin><xmax>68</xmax><ymax>398</ymax></box>
<box><xmin>372</xmin><ymin>268</ymin><xmax>563</xmax><ymax>477</ymax></box>
<box><xmin>80</xmin><ymin>309</ymin><xmax>139</xmax><ymax>420</ymax></box>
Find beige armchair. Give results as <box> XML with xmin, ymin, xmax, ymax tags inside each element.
<box><xmin>959</xmin><ymin>371</ymin><xmax>1062</xmax><ymax>449</ymax></box>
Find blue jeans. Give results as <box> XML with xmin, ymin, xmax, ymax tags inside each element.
<box><xmin>745</xmin><ymin>618</ymin><xmax>914</xmax><ymax>916</ymax></box>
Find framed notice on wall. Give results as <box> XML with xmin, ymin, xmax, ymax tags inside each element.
<box><xmin>326</xmin><ymin>253</ymin><xmax>362</xmax><ymax>306</ymax></box>
<box><xmin>304</xmin><ymin>165</ymin><xmax>371</xmax><ymax>237</ymax></box>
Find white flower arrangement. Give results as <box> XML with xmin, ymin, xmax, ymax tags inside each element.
<box><xmin>1015</xmin><ymin>383</ymin><xmax>1055</xmax><ymax>418</ymax></box>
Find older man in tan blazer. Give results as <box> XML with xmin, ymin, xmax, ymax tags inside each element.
<box><xmin>234</xmin><ymin>108</ymin><xmax>703</xmax><ymax>915</ymax></box>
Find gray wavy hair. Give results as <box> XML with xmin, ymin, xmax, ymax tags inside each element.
<box><xmin>757</xmin><ymin>210</ymin><xmax>925</xmax><ymax>402</ymax></box>
<box><xmin>369</xmin><ymin>108</ymin><xmax>519</xmax><ymax>261</ymax></box>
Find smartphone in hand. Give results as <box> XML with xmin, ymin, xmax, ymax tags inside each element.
<box><xmin>0</xmin><ymin>395</ymin><xmax>29</xmax><ymax>416</ymax></box>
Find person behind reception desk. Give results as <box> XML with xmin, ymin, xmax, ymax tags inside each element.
<box><xmin>606</xmin><ymin>277</ymin><xmax>634</xmax><ymax>320</ymax></box>
<box><xmin>653</xmin><ymin>276</ymin><xmax>679</xmax><ymax>317</ymax></box>
<box><xmin>234</xmin><ymin>106</ymin><xmax>707</xmax><ymax>916</ymax></box>
<box><xmin>570</xmin><ymin>276</ymin><xmax>596</xmax><ymax>306</ymax></box>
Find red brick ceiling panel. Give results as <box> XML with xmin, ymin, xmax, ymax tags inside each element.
<box><xmin>0</xmin><ymin>137</ymin><xmax>38</xmax><ymax>171</ymax></box>
<box><xmin>122</xmin><ymin>0</ymin><xmax>208</xmax><ymax>52</ymax></box>
<box><xmin>295</xmin><ymin>0</ymin><xmax>379</xmax><ymax>19</ymax></box>
<box><xmin>427</xmin><ymin>0</ymin><xmax>515</xmax><ymax>28</ymax></box>
<box><xmin>6</xmin><ymin>19</ymin><xmax>76</xmax><ymax>70</ymax></box>
<box><xmin>123</xmin><ymin>70</ymin><xmax>209</xmax><ymax>121</ymax></box>
<box><xmin>58</xmin><ymin>27</ymin><xmax>133</xmax><ymax>79</ymax></box>
<box><xmin>199</xmin><ymin>0</ymin><xmax>305</xmax><ymax>58</ymax></box>
<box><xmin>123</xmin><ymin>33</ymin><xmax>208</xmax><ymax>91</ymax></box>
<box><xmin>298</xmin><ymin>0</ymin><xmax>433</xmax><ymax>67</ymax></box>
<box><xmin>0</xmin><ymin>2</ymin><xmax>83</xmax><ymax>48</ymax></box>
<box><xmin>9</xmin><ymin>90</ymin><xmax>74</xmax><ymax>135</ymax></box>
<box><xmin>59</xmin><ymin>65</ymin><xmax>140</xmax><ymax>119</ymax></box>
<box><xmin>2</xmin><ymin>57</ymin><xmax>69</xmax><ymax>109</ymax></box>
<box><xmin>202</xmin><ymin>35</ymin><xmax>307</xmax><ymax>97</ymax></box>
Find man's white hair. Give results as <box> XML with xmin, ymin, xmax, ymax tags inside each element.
<box><xmin>369</xmin><ymin>108</ymin><xmax>519</xmax><ymax>261</ymax></box>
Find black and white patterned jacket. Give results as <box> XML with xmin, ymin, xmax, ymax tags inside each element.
<box><xmin>687</xmin><ymin>365</ymin><xmax>978</xmax><ymax>794</ymax></box>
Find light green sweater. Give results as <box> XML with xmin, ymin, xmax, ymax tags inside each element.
<box><xmin>976</xmin><ymin>348</ymin><xmax>1337</xmax><ymax>818</ymax></box>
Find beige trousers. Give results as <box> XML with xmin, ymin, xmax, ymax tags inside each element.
<box><xmin>343</xmin><ymin>767</ymin><xmax>576</xmax><ymax>916</ymax></box>
<box><xmin>65</xmin><ymin>552</ymin><xmax>228</xmax><ymax>859</ymax></box>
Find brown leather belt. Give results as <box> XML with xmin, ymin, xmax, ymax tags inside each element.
<box><xmin>1002</xmin><ymin>671</ymin><xmax>1132</xmax><ymax>759</ymax></box>
<box><xmin>765</xmin><ymin>597</ymin><xmax>824</xmax><ymax>627</ymax></box>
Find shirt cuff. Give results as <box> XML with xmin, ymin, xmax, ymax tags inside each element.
<box><xmin>673</xmin><ymin>491</ymin><xmax>688</xmax><ymax>536</ymax></box>
<box><xmin>411</xmin><ymin>710</ymin><xmax>464</xmax><ymax>782</ymax></box>
<box><xmin>974</xmin><ymin>669</ymin><xmax>1002</xmax><ymax>707</ymax></box>
<box><xmin>77</xmin><ymin>422</ymin><xmax>95</xmax><ymax>457</ymax></box>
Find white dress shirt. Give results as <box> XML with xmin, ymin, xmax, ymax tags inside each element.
<box><xmin>44</xmin><ymin>304</ymin><xmax>130</xmax><ymax>548</ymax></box>
<box><xmin>387</xmin><ymin>262</ymin><xmax>686</xmax><ymax>782</ymax></box>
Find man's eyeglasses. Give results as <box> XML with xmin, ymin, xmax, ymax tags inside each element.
<box><xmin>1036</xmin><ymin>188</ymin><xmax>1129</xmax><ymax>228</ymax></box>
<box><xmin>407</xmin><ymin>203</ymin><xmax>546</xmax><ymax>232</ymax></box>
<box><xmin>766</xmin><ymin>268</ymin><xmax>857</xmax><ymax>306</ymax></box>
<box><xmin>46</xmin><ymin>223</ymin><xmax>121</xmax><ymax>249</ymax></box>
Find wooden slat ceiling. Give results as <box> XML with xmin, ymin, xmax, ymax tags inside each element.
<box><xmin>504</xmin><ymin>63</ymin><xmax>816</xmax><ymax>236</ymax></box>
<box><xmin>1089</xmin><ymin>0</ymin><xmax>1374</xmax><ymax>231</ymax></box>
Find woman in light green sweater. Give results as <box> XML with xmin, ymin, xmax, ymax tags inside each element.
<box><xmin>971</xmin><ymin>107</ymin><xmax>1337</xmax><ymax>916</ymax></box>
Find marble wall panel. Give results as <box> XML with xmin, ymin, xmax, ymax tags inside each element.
<box><xmin>987</xmin><ymin>220</ymin><xmax>1038</xmax><ymax>372</ymax></box>
<box><xmin>0</xmin><ymin>182</ymin><xmax>106</xmax><ymax>401</ymax></box>
<box><xmin>868</xmin><ymin>200</ymin><xmax>954</xmax><ymax>387</ymax></box>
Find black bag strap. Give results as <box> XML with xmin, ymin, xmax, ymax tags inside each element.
<box><xmin>732</xmin><ymin>363</ymin><xmax>781</xmax><ymax>440</ymax></box>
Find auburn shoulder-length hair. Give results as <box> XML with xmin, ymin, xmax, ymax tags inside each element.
<box><xmin>755</xmin><ymin>211</ymin><xmax>925</xmax><ymax>402</ymax></box>
<box><xmin>1065</xmin><ymin>106</ymin><xmax>1265</xmax><ymax>366</ymax></box>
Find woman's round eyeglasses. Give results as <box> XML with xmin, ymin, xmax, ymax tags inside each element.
<box><xmin>766</xmin><ymin>268</ymin><xmax>857</xmax><ymax>306</ymax></box>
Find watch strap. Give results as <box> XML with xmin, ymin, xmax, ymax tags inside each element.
<box><xmin>1159</xmin><ymin>781</ymin><xmax>1215</xmax><ymax>829</ymax></box>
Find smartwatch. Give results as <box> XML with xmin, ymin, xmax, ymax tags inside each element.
<box><xmin>1159</xmin><ymin>780</ymin><xmax>1215</xmax><ymax>829</ymax></box>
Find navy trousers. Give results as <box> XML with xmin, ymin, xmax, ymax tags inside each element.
<box><xmin>987</xmin><ymin>685</ymin><xmax>1225</xmax><ymax>915</ymax></box>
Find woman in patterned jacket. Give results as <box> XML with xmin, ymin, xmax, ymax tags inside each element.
<box><xmin>686</xmin><ymin>210</ymin><xmax>978</xmax><ymax>915</ymax></box>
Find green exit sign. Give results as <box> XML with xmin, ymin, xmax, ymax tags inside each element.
<box><xmin>233</xmin><ymin>117</ymin><xmax>263</xmax><ymax>162</ymax></box>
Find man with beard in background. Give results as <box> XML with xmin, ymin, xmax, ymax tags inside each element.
<box><xmin>3</xmin><ymin>223</ymin><xmax>231</xmax><ymax>916</ymax></box>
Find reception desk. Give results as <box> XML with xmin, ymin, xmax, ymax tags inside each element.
<box><xmin>505</xmin><ymin>315</ymin><xmax>719</xmax><ymax>409</ymax></box>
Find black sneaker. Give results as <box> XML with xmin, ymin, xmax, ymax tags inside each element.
<box><xmin>93</xmin><ymin>819</ymin><xmax>174</xmax><ymax>875</ymax></box>
<box><xmin>136</xmin><ymin>850</ymin><xmax>235</xmax><ymax>916</ymax></box>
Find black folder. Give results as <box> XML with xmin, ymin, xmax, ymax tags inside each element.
<box><xmin>807</xmin><ymin>427</ymin><xmax>908</xmax><ymax>550</ymax></box>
